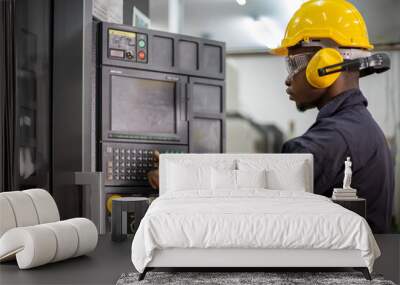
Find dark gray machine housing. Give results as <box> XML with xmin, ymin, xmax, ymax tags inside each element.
<box><xmin>97</xmin><ymin>22</ymin><xmax>226</xmax><ymax>193</ymax></box>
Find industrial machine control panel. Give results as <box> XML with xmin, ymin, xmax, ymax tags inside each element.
<box><xmin>97</xmin><ymin>22</ymin><xmax>225</xmax><ymax>190</ymax></box>
<box><xmin>81</xmin><ymin>21</ymin><xmax>227</xmax><ymax>233</ymax></box>
<box><xmin>108</xmin><ymin>29</ymin><xmax>147</xmax><ymax>63</ymax></box>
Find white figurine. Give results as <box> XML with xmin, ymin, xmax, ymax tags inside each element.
<box><xmin>343</xmin><ymin>157</ymin><xmax>353</xmax><ymax>189</ymax></box>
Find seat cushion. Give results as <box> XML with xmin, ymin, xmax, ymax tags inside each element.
<box><xmin>24</xmin><ymin>189</ymin><xmax>60</xmax><ymax>224</ymax></box>
<box><xmin>0</xmin><ymin>191</ymin><xmax>39</xmax><ymax>228</ymax></box>
<box><xmin>0</xmin><ymin>196</ymin><xmax>17</xmax><ymax>237</ymax></box>
<box><xmin>0</xmin><ymin>218</ymin><xmax>98</xmax><ymax>269</ymax></box>
<box><xmin>0</xmin><ymin>189</ymin><xmax>60</xmax><ymax>238</ymax></box>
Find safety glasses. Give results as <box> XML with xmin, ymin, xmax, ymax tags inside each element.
<box><xmin>285</xmin><ymin>52</ymin><xmax>314</xmax><ymax>79</ymax></box>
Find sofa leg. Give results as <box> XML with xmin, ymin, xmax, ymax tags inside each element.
<box><xmin>138</xmin><ymin>268</ymin><xmax>148</xmax><ymax>281</ymax></box>
<box><xmin>354</xmin><ymin>267</ymin><xmax>371</xmax><ymax>280</ymax></box>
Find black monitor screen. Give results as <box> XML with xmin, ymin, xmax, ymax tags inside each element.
<box><xmin>111</xmin><ymin>75</ymin><xmax>176</xmax><ymax>134</ymax></box>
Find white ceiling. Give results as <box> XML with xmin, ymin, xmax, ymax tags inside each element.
<box><xmin>149</xmin><ymin>0</ymin><xmax>400</xmax><ymax>53</ymax></box>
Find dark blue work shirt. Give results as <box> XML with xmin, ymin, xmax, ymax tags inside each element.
<box><xmin>282</xmin><ymin>88</ymin><xmax>394</xmax><ymax>233</ymax></box>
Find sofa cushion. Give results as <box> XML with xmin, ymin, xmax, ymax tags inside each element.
<box><xmin>24</xmin><ymin>189</ymin><xmax>60</xmax><ymax>224</ymax></box>
<box><xmin>0</xmin><ymin>196</ymin><xmax>17</xmax><ymax>237</ymax></box>
<box><xmin>0</xmin><ymin>218</ymin><xmax>98</xmax><ymax>269</ymax></box>
<box><xmin>0</xmin><ymin>189</ymin><xmax>60</xmax><ymax>238</ymax></box>
<box><xmin>0</xmin><ymin>191</ymin><xmax>39</xmax><ymax>228</ymax></box>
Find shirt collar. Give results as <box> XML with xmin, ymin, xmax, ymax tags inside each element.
<box><xmin>317</xmin><ymin>88</ymin><xmax>368</xmax><ymax>120</ymax></box>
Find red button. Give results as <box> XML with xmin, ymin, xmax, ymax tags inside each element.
<box><xmin>138</xmin><ymin>51</ymin><xmax>146</xmax><ymax>60</ymax></box>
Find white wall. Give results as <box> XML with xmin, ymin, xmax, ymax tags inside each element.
<box><xmin>226</xmin><ymin>55</ymin><xmax>317</xmax><ymax>138</ymax></box>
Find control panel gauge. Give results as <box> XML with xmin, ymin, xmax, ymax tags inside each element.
<box><xmin>108</xmin><ymin>29</ymin><xmax>147</xmax><ymax>63</ymax></box>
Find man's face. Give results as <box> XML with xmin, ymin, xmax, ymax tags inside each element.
<box><xmin>285</xmin><ymin>47</ymin><xmax>326</xmax><ymax>112</ymax></box>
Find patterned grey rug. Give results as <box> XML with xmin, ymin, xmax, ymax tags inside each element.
<box><xmin>116</xmin><ymin>271</ymin><xmax>396</xmax><ymax>285</ymax></box>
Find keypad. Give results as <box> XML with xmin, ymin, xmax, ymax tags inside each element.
<box><xmin>105</xmin><ymin>146</ymin><xmax>185</xmax><ymax>184</ymax></box>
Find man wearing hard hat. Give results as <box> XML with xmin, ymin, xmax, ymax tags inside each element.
<box><xmin>274</xmin><ymin>0</ymin><xmax>394</xmax><ymax>233</ymax></box>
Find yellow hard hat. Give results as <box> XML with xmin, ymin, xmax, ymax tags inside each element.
<box><xmin>273</xmin><ymin>0</ymin><xmax>373</xmax><ymax>56</ymax></box>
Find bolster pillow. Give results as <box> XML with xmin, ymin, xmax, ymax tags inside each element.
<box><xmin>0</xmin><ymin>218</ymin><xmax>98</xmax><ymax>269</ymax></box>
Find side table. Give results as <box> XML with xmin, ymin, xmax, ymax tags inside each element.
<box><xmin>331</xmin><ymin>198</ymin><xmax>366</xmax><ymax>218</ymax></box>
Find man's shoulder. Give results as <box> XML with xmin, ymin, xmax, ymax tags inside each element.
<box><xmin>282</xmin><ymin>119</ymin><xmax>347</xmax><ymax>154</ymax></box>
<box><xmin>320</xmin><ymin>107</ymin><xmax>384</xmax><ymax>145</ymax></box>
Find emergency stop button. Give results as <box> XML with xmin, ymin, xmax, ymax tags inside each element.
<box><xmin>138</xmin><ymin>51</ymin><xmax>146</xmax><ymax>60</ymax></box>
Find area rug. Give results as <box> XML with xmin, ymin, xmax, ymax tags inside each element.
<box><xmin>116</xmin><ymin>271</ymin><xmax>396</xmax><ymax>285</ymax></box>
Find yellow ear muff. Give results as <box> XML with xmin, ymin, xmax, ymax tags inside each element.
<box><xmin>306</xmin><ymin>48</ymin><xmax>344</xmax><ymax>89</ymax></box>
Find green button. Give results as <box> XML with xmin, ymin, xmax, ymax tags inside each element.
<box><xmin>138</xmin><ymin>40</ymin><xmax>146</xmax><ymax>48</ymax></box>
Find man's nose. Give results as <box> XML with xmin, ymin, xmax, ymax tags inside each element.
<box><xmin>285</xmin><ymin>75</ymin><xmax>292</xmax><ymax>87</ymax></box>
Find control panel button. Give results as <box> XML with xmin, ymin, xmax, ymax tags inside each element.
<box><xmin>104</xmin><ymin>145</ymin><xmax>186</xmax><ymax>185</ymax></box>
<box><xmin>138</xmin><ymin>39</ymin><xmax>146</xmax><ymax>48</ymax></box>
<box><xmin>138</xmin><ymin>51</ymin><xmax>146</xmax><ymax>60</ymax></box>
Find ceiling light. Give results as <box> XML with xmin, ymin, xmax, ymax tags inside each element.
<box><xmin>243</xmin><ymin>16</ymin><xmax>285</xmax><ymax>49</ymax></box>
<box><xmin>237</xmin><ymin>0</ymin><xmax>246</xmax><ymax>6</ymax></box>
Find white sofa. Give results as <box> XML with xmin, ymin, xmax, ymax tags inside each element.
<box><xmin>0</xmin><ymin>189</ymin><xmax>98</xmax><ymax>269</ymax></box>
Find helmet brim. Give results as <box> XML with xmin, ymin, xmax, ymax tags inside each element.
<box><xmin>271</xmin><ymin>46</ymin><xmax>288</xmax><ymax>56</ymax></box>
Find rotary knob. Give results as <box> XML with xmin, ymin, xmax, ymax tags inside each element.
<box><xmin>126</xmin><ymin>51</ymin><xmax>133</xmax><ymax>59</ymax></box>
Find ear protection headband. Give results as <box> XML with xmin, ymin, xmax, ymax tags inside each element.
<box><xmin>306</xmin><ymin>48</ymin><xmax>391</xmax><ymax>89</ymax></box>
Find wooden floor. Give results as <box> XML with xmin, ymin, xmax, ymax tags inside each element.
<box><xmin>0</xmin><ymin>235</ymin><xmax>399</xmax><ymax>285</ymax></box>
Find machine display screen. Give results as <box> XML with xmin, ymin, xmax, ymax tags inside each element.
<box><xmin>110</xmin><ymin>76</ymin><xmax>176</xmax><ymax>134</ymax></box>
